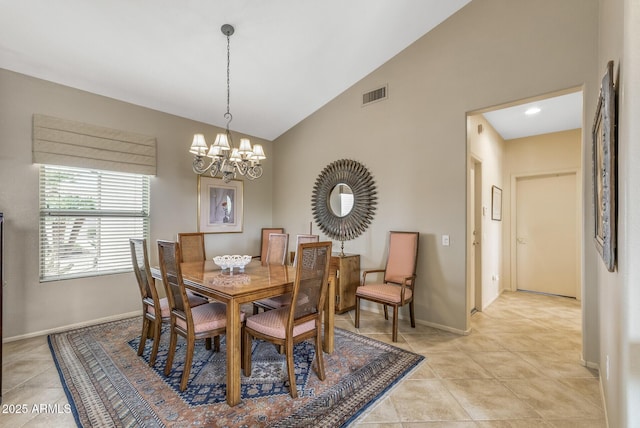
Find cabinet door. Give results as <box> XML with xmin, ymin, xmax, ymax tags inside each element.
<box><xmin>332</xmin><ymin>254</ymin><xmax>360</xmax><ymax>313</ymax></box>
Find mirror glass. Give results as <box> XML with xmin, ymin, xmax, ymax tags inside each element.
<box><xmin>329</xmin><ymin>184</ymin><xmax>354</xmax><ymax>217</ymax></box>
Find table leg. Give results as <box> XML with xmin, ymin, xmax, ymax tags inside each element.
<box><xmin>324</xmin><ymin>275</ymin><xmax>335</xmax><ymax>353</ymax></box>
<box><xmin>226</xmin><ymin>300</ymin><xmax>242</xmax><ymax>406</ymax></box>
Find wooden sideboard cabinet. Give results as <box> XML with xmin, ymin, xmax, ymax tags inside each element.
<box><xmin>330</xmin><ymin>253</ymin><xmax>360</xmax><ymax>314</ymax></box>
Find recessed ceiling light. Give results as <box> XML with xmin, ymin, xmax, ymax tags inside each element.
<box><xmin>525</xmin><ymin>107</ymin><xmax>541</xmax><ymax>115</ymax></box>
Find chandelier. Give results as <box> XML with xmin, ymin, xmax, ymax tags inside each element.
<box><xmin>189</xmin><ymin>24</ymin><xmax>266</xmax><ymax>182</ymax></box>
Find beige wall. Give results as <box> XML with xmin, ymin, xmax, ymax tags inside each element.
<box><xmin>622</xmin><ymin>0</ymin><xmax>640</xmax><ymax>424</ymax></box>
<box><xmin>598</xmin><ymin>0</ymin><xmax>640</xmax><ymax>425</ymax></box>
<box><xmin>503</xmin><ymin>129</ymin><xmax>582</xmax><ymax>297</ymax></box>
<box><xmin>0</xmin><ymin>69</ymin><xmax>274</xmax><ymax>338</ymax></box>
<box><xmin>273</xmin><ymin>0</ymin><xmax>598</xmax><ymax>336</ymax></box>
<box><xmin>467</xmin><ymin>115</ymin><xmax>505</xmax><ymax>310</ymax></box>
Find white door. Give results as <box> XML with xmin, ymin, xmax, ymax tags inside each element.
<box><xmin>516</xmin><ymin>173</ymin><xmax>578</xmax><ymax>297</ymax></box>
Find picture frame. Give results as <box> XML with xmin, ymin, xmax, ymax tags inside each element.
<box><xmin>197</xmin><ymin>177</ymin><xmax>243</xmax><ymax>233</ymax></box>
<box><xmin>491</xmin><ymin>185</ymin><xmax>502</xmax><ymax>221</ymax></box>
<box><xmin>592</xmin><ymin>60</ymin><xmax>616</xmax><ymax>272</ymax></box>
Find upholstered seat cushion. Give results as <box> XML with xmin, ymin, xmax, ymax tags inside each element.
<box><xmin>147</xmin><ymin>292</ymin><xmax>208</xmax><ymax>318</ymax></box>
<box><xmin>255</xmin><ymin>292</ymin><xmax>309</xmax><ymax>310</ymax></box>
<box><xmin>256</xmin><ymin>293</ymin><xmax>291</xmax><ymax>309</ymax></box>
<box><xmin>355</xmin><ymin>283</ymin><xmax>412</xmax><ymax>303</ymax></box>
<box><xmin>147</xmin><ymin>297</ymin><xmax>170</xmax><ymax>318</ymax></box>
<box><xmin>246</xmin><ymin>307</ymin><xmax>315</xmax><ymax>339</ymax></box>
<box><xmin>186</xmin><ymin>291</ymin><xmax>209</xmax><ymax>307</ymax></box>
<box><xmin>176</xmin><ymin>302</ymin><xmax>245</xmax><ymax>333</ymax></box>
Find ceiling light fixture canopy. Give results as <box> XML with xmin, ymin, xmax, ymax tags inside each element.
<box><xmin>189</xmin><ymin>24</ymin><xmax>266</xmax><ymax>182</ymax></box>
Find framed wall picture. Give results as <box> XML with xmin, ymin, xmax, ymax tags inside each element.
<box><xmin>592</xmin><ymin>60</ymin><xmax>616</xmax><ymax>272</ymax></box>
<box><xmin>491</xmin><ymin>185</ymin><xmax>502</xmax><ymax>221</ymax></box>
<box><xmin>197</xmin><ymin>177</ymin><xmax>243</xmax><ymax>233</ymax></box>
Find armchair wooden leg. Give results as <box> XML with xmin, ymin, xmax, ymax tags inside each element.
<box><xmin>410</xmin><ymin>300</ymin><xmax>416</xmax><ymax>328</ymax></box>
<box><xmin>253</xmin><ymin>304</ymin><xmax>259</xmax><ymax>315</ymax></box>
<box><xmin>164</xmin><ymin>328</ymin><xmax>177</xmax><ymax>377</ymax></box>
<box><xmin>355</xmin><ymin>296</ymin><xmax>360</xmax><ymax>328</ymax></box>
<box><xmin>315</xmin><ymin>331</ymin><xmax>325</xmax><ymax>381</ymax></box>
<box><xmin>383</xmin><ymin>304</ymin><xmax>389</xmax><ymax>320</ymax></box>
<box><xmin>205</xmin><ymin>337</ymin><xmax>212</xmax><ymax>350</ymax></box>
<box><xmin>138</xmin><ymin>317</ymin><xmax>150</xmax><ymax>356</ymax></box>
<box><xmin>149</xmin><ymin>319</ymin><xmax>162</xmax><ymax>367</ymax></box>
<box><xmin>180</xmin><ymin>338</ymin><xmax>194</xmax><ymax>391</ymax></box>
<box><xmin>214</xmin><ymin>335</ymin><xmax>220</xmax><ymax>352</ymax></box>
<box><xmin>392</xmin><ymin>305</ymin><xmax>399</xmax><ymax>342</ymax></box>
<box><xmin>286</xmin><ymin>339</ymin><xmax>297</xmax><ymax>399</ymax></box>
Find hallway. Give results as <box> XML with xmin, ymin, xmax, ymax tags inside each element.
<box><xmin>348</xmin><ymin>290</ymin><xmax>606</xmax><ymax>426</ymax></box>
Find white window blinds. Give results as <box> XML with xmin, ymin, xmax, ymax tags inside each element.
<box><xmin>33</xmin><ymin>114</ymin><xmax>156</xmax><ymax>175</ymax></box>
<box><xmin>39</xmin><ymin>165</ymin><xmax>150</xmax><ymax>281</ymax></box>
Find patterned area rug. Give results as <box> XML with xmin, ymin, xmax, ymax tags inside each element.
<box><xmin>49</xmin><ymin>316</ymin><xmax>424</xmax><ymax>427</ymax></box>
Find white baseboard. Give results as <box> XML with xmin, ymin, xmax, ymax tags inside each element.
<box><xmin>3</xmin><ymin>310</ymin><xmax>141</xmax><ymax>343</ymax></box>
<box><xmin>359</xmin><ymin>303</ymin><xmax>470</xmax><ymax>336</ymax></box>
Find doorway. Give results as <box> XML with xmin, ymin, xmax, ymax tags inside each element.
<box><xmin>515</xmin><ymin>172</ymin><xmax>579</xmax><ymax>298</ymax></box>
<box><xmin>466</xmin><ymin>88</ymin><xmax>584</xmax><ymax>331</ymax></box>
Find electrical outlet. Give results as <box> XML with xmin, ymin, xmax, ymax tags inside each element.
<box><xmin>442</xmin><ymin>235</ymin><xmax>450</xmax><ymax>246</ymax></box>
<box><xmin>606</xmin><ymin>355</ymin><xmax>610</xmax><ymax>380</ymax></box>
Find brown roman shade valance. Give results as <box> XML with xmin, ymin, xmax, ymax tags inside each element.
<box><xmin>32</xmin><ymin>114</ymin><xmax>157</xmax><ymax>175</ymax></box>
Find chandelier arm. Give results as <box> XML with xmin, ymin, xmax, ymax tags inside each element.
<box><xmin>208</xmin><ymin>159</ymin><xmax>220</xmax><ymax>177</ymax></box>
<box><xmin>192</xmin><ymin>157</ymin><xmax>210</xmax><ymax>175</ymax></box>
<box><xmin>235</xmin><ymin>161</ymin><xmax>248</xmax><ymax>176</ymax></box>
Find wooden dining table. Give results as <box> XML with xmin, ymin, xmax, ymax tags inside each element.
<box><xmin>150</xmin><ymin>260</ymin><xmax>335</xmax><ymax>407</ymax></box>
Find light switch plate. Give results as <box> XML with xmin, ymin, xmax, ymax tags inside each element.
<box><xmin>442</xmin><ymin>235</ymin><xmax>450</xmax><ymax>246</ymax></box>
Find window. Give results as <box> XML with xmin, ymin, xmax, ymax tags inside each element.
<box><xmin>39</xmin><ymin>165</ymin><xmax>150</xmax><ymax>281</ymax></box>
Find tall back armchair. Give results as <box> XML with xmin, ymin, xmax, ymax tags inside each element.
<box><xmin>260</xmin><ymin>228</ymin><xmax>284</xmax><ymax>266</ymax></box>
<box><xmin>178</xmin><ymin>232</ymin><xmax>206</xmax><ymax>263</ymax></box>
<box><xmin>292</xmin><ymin>234</ymin><xmax>319</xmax><ymax>266</ymax></box>
<box><xmin>264</xmin><ymin>233</ymin><xmax>289</xmax><ymax>266</ymax></box>
<box><xmin>355</xmin><ymin>231</ymin><xmax>419</xmax><ymax>342</ymax></box>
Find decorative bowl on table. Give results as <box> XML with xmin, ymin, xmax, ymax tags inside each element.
<box><xmin>213</xmin><ymin>255</ymin><xmax>252</xmax><ymax>273</ymax></box>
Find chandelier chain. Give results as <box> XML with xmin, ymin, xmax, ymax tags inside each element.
<box><xmin>189</xmin><ymin>23</ymin><xmax>266</xmax><ymax>182</ymax></box>
<box><xmin>226</xmin><ymin>31</ymin><xmax>231</xmax><ymax>121</ymax></box>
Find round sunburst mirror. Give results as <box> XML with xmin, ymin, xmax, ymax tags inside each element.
<box><xmin>311</xmin><ymin>159</ymin><xmax>377</xmax><ymax>254</ymax></box>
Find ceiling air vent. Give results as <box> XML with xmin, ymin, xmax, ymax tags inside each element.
<box><xmin>362</xmin><ymin>85</ymin><xmax>387</xmax><ymax>106</ymax></box>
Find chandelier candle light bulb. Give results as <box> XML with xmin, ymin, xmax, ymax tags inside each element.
<box><xmin>189</xmin><ymin>24</ymin><xmax>266</xmax><ymax>182</ymax></box>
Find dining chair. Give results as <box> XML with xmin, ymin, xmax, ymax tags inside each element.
<box><xmin>157</xmin><ymin>240</ymin><xmax>243</xmax><ymax>391</ymax></box>
<box><xmin>253</xmin><ymin>233</ymin><xmax>320</xmax><ymax>315</ymax></box>
<box><xmin>129</xmin><ymin>238</ymin><xmax>208</xmax><ymax>367</ymax></box>
<box><xmin>253</xmin><ymin>233</ymin><xmax>290</xmax><ymax>314</ymax></box>
<box><xmin>177</xmin><ymin>232</ymin><xmax>206</xmax><ymax>263</ymax></box>
<box><xmin>292</xmin><ymin>234</ymin><xmax>320</xmax><ymax>266</ymax></box>
<box><xmin>355</xmin><ymin>231</ymin><xmax>419</xmax><ymax>342</ymax></box>
<box><xmin>243</xmin><ymin>241</ymin><xmax>332</xmax><ymax>398</ymax></box>
<box><xmin>260</xmin><ymin>227</ymin><xmax>284</xmax><ymax>266</ymax></box>
<box><xmin>264</xmin><ymin>232</ymin><xmax>289</xmax><ymax>266</ymax></box>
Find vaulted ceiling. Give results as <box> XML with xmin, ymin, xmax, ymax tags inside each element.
<box><xmin>0</xmin><ymin>0</ymin><xmax>471</xmax><ymax>141</ymax></box>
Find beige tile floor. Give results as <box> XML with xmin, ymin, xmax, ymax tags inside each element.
<box><xmin>0</xmin><ymin>291</ymin><xmax>606</xmax><ymax>427</ymax></box>
<box><xmin>349</xmin><ymin>291</ymin><xmax>607</xmax><ymax>427</ymax></box>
